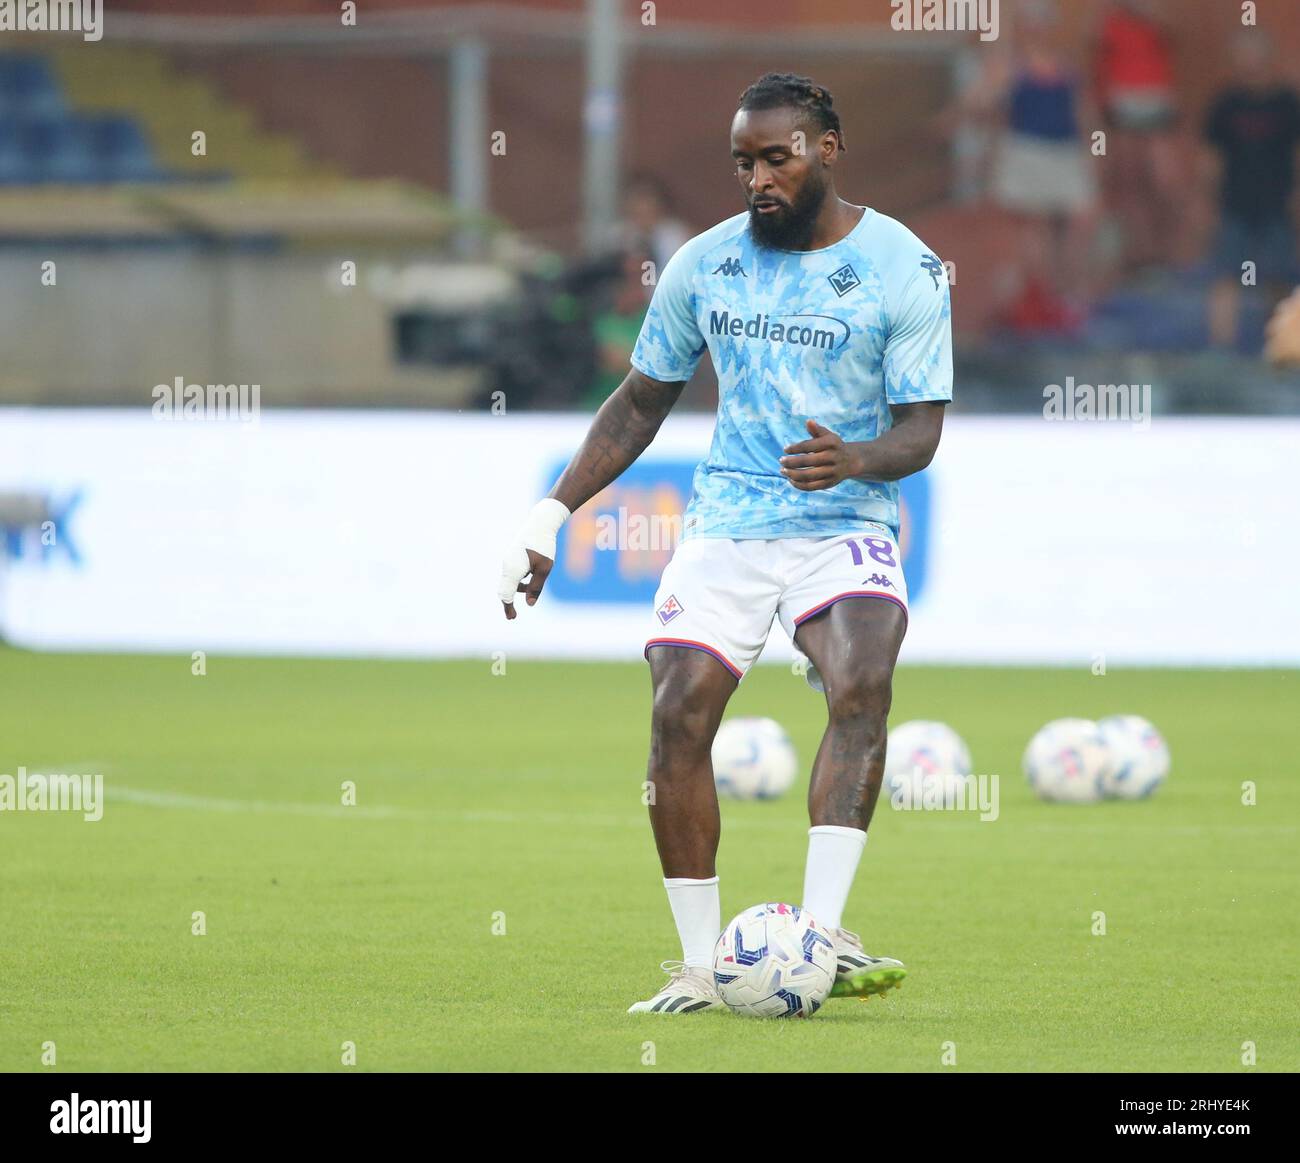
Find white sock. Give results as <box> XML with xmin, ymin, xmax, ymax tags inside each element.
<box><xmin>664</xmin><ymin>876</ymin><xmax>721</xmax><ymax>969</ymax></box>
<box><xmin>802</xmin><ymin>825</ymin><xmax>867</xmax><ymax>932</ymax></box>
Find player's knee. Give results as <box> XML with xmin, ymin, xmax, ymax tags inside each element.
<box><xmin>650</xmin><ymin>674</ymin><xmax>719</xmax><ymax>758</ymax></box>
<box><xmin>826</xmin><ymin>663</ymin><xmax>893</xmax><ymax>725</ymax></box>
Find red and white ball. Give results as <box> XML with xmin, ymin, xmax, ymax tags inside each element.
<box><xmin>1023</xmin><ymin>718</ymin><xmax>1111</xmax><ymax>804</ymax></box>
<box><xmin>712</xmin><ymin>903</ymin><xmax>837</xmax><ymax>1018</ymax></box>
<box><xmin>711</xmin><ymin>717</ymin><xmax>798</xmax><ymax>800</ymax></box>
<box><xmin>1098</xmin><ymin>714</ymin><xmax>1170</xmax><ymax>799</ymax></box>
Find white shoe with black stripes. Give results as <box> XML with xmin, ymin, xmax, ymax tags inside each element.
<box><xmin>828</xmin><ymin>927</ymin><xmax>907</xmax><ymax>999</ymax></box>
<box><xmin>627</xmin><ymin>961</ymin><xmax>725</xmax><ymax>1014</ymax></box>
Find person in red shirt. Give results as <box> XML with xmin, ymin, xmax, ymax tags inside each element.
<box><xmin>1093</xmin><ymin>0</ymin><xmax>1183</xmax><ymax>272</ymax></box>
<box><xmin>952</xmin><ymin>0</ymin><xmax>1100</xmax><ymax>334</ymax></box>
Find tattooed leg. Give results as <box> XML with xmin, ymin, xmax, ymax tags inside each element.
<box><xmin>794</xmin><ymin>598</ymin><xmax>907</xmax><ymax>829</ymax></box>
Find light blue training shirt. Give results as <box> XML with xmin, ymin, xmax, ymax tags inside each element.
<box><xmin>630</xmin><ymin>206</ymin><xmax>953</xmax><ymax>539</ymax></box>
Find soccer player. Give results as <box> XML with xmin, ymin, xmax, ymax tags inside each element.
<box><xmin>499</xmin><ymin>73</ymin><xmax>952</xmax><ymax>1014</ymax></box>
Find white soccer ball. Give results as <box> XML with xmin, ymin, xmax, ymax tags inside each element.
<box><xmin>712</xmin><ymin>903</ymin><xmax>837</xmax><ymax>1018</ymax></box>
<box><xmin>711</xmin><ymin>717</ymin><xmax>798</xmax><ymax>800</ymax></box>
<box><xmin>1098</xmin><ymin>714</ymin><xmax>1170</xmax><ymax>800</ymax></box>
<box><xmin>1023</xmin><ymin>718</ymin><xmax>1111</xmax><ymax>803</ymax></box>
<box><xmin>884</xmin><ymin>720</ymin><xmax>973</xmax><ymax>805</ymax></box>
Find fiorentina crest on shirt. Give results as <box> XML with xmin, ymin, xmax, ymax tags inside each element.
<box><xmin>656</xmin><ymin>594</ymin><xmax>684</xmax><ymax>625</ymax></box>
<box><xmin>827</xmin><ymin>263</ymin><xmax>860</xmax><ymax>297</ymax></box>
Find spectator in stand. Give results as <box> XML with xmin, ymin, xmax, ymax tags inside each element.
<box><xmin>581</xmin><ymin>177</ymin><xmax>690</xmax><ymax>408</ymax></box>
<box><xmin>1265</xmin><ymin>287</ymin><xmax>1300</xmax><ymax>367</ymax></box>
<box><xmin>1093</xmin><ymin>0</ymin><xmax>1182</xmax><ymax>273</ymax></box>
<box><xmin>958</xmin><ymin>0</ymin><xmax>1101</xmax><ymax>334</ymax></box>
<box><xmin>582</xmin><ymin>249</ymin><xmax>653</xmax><ymax>411</ymax></box>
<box><xmin>1204</xmin><ymin>34</ymin><xmax>1300</xmax><ymax>351</ymax></box>
<box><xmin>619</xmin><ymin>175</ymin><xmax>690</xmax><ymax>298</ymax></box>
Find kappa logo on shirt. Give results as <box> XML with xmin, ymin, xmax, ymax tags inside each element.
<box><xmin>920</xmin><ymin>253</ymin><xmax>945</xmax><ymax>289</ymax></box>
<box><xmin>713</xmin><ymin>257</ymin><xmax>747</xmax><ymax>277</ymax></box>
<box><xmin>828</xmin><ymin>263</ymin><xmax>860</xmax><ymax>297</ymax></box>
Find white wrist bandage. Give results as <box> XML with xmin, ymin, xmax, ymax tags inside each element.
<box><xmin>497</xmin><ymin>498</ymin><xmax>570</xmax><ymax>606</ymax></box>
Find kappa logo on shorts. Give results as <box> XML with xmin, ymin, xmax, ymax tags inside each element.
<box><xmin>863</xmin><ymin>573</ymin><xmax>895</xmax><ymax>588</ymax></box>
<box><xmin>656</xmin><ymin>594</ymin><xmax>684</xmax><ymax>625</ymax></box>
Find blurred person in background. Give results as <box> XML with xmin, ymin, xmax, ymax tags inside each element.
<box><xmin>1265</xmin><ymin>287</ymin><xmax>1300</xmax><ymax>367</ymax></box>
<box><xmin>578</xmin><ymin>177</ymin><xmax>691</xmax><ymax>408</ymax></box>
<box><xmin>1204</xmin><ymin>34</ymin><xmax>1300</xmax><ymax>351</ymax></box>
<box><xmin>1092</xmin><ymin>0</ymin><xmax>1183</xmax><ymax>274</ymax></box>
<box><xmin>958</xmin><ymin>0</ymin><xmax>1101</xmax><ymax>334</ymax></box>
<box><xmin>619</xmin><ymin>174</ymin><xmax>691</xmax><ymax>291</ymax></box>
<box><xmin>581</xmin><ymin>248</ymin><xmax>653</xmax><ymax>411</ymax></box>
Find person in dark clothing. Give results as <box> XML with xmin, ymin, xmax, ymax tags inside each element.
<box><xmin>1204</xmin><ymin>35</ymin><xmax>1300</xmax><ymax>349</ymax></box>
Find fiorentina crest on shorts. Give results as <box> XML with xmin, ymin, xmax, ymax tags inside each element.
<box><xmin>656</xmin><ymin>594</ymin><xmax>684</xmax><ymax>625</ymax></box>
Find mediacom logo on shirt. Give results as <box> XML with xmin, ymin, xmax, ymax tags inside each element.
<box><xmin>708</xmin><ymin>310</ymin><xmax>849</xmax><ymax>351</ymax></box>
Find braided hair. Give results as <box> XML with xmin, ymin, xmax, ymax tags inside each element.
<box><xmin>737</xmin><ymin>73</ymin><xmax>845</xmax><ymax>153</ymax></box>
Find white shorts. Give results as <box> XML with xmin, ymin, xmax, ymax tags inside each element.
<box><xmin>645</xmin><ymin>528</ymin><xmax>909</xmax><ymax>688</ymax></box>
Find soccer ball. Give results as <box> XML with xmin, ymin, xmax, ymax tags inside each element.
<box><xmin>1023</xmin><ymin>718</ymin><xmax>1111</xmax><ymax>803</ymax></box>
<box><xmin>711</xmin><ymin>717</ymin><xmax>798</xmax><ymax>800</ymax></box>
<box><xmin>713</xmin><ymin>903</ymin><xmax>837</xmax><ymax>1018</ymax></box>
<box><xmin>1098</xmin><ymin>714</ymin><xmax>1170</xmax><ymax>799</ymax></box>
<box><xmin>884</xmin><ymin>720</ymin><xmax>973</xmax><ymax>805</ymax></box>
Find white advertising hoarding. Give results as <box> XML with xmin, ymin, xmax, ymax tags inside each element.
<box><xmin>0</xmin><ymin>408</ymin><xmax>1296</xmax><ymax>665</ymax></box>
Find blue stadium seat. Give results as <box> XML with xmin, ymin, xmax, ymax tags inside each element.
<box><xmin>0</xmin><ymin>54</ymin><xmax>64</xmax><ymax>119</ymax></box>
<box><xmin>92</xmin><ymin>115</ymin><xmax>166</xmax><ymax>182</ymax></box>
<box><xmin>0</xmin><ymin>55</ymin><xmax>171</xmax><ymax>184</ymax></box>
<box><xmin>20</xmin><ymin>117</ymin><xmax>99</xmax><ymax>184</ymax></box>
<box><xmin>0</xmin><ymin>120</ymin><xmax>29</xmax><ymax>185</ymax></box>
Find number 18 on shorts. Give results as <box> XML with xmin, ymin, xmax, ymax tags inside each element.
<box><xmin>645</xmin><ymin>528</ymin><xmax>909</xmax><ymax>684</ymax></box>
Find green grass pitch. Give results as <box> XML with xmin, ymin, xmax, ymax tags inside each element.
<box><xmin>1</xmin><ymin>647</ymin><xmax>1296</xmax><ymax>1072</ymax></box>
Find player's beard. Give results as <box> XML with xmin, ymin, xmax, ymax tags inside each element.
<box><xmin>747</xmin><ymin>173</ymin><xmax>828</xmax><ymax>251</ymax></box>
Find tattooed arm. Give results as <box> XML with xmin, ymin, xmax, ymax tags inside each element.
<box><xmin>499</xmin><ymin>370</ymin><xmax>684</xmax><ymax>619</ymax></box>
<box><xmin>549</xmin><ymin>370</ymin><xmax>686</xmax><ymax>511</ymax></box>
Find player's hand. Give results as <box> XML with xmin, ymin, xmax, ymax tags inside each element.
<box><xmin>499</xmin><ymin>546</ymin><xmax>554</xmax><ymax>621</ymax></box>
<box><xmin>1265</xmin><ymin>287</ymin><xmax>1300</xmax><ymax>367</ymax></box>
<box><xmin>780</xmin><ymin>419</ymin><xmax>862</xmax><ymax>491</ymax></box>
<box><xmin>498</xmin><ymin>498</ymin><xmax>570</xmax><ymax>620</ymax></box>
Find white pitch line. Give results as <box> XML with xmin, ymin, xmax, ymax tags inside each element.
<box><xmin>105</xmin><ymin>785</ymin><xmax>651</xmax><ymax>828</ymax></box>
<box><xmin>103</xmin><ymin>784</ymin><xmax>793</xmax><ymax>831</ymax></box>
<box><xmin>106</xmin><ymin>785</ymin><xmax>417</xmax><ymax>820</ymax></box>
<box><xmin>91</xmin><ymin>784</ymin><xmax>1300</xmax><ymax>837</ymax></box>
<box><xmin>1019</xmin><ymin>820</ymin><xmax>1298</xmax><ymax>835</ymax></box>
